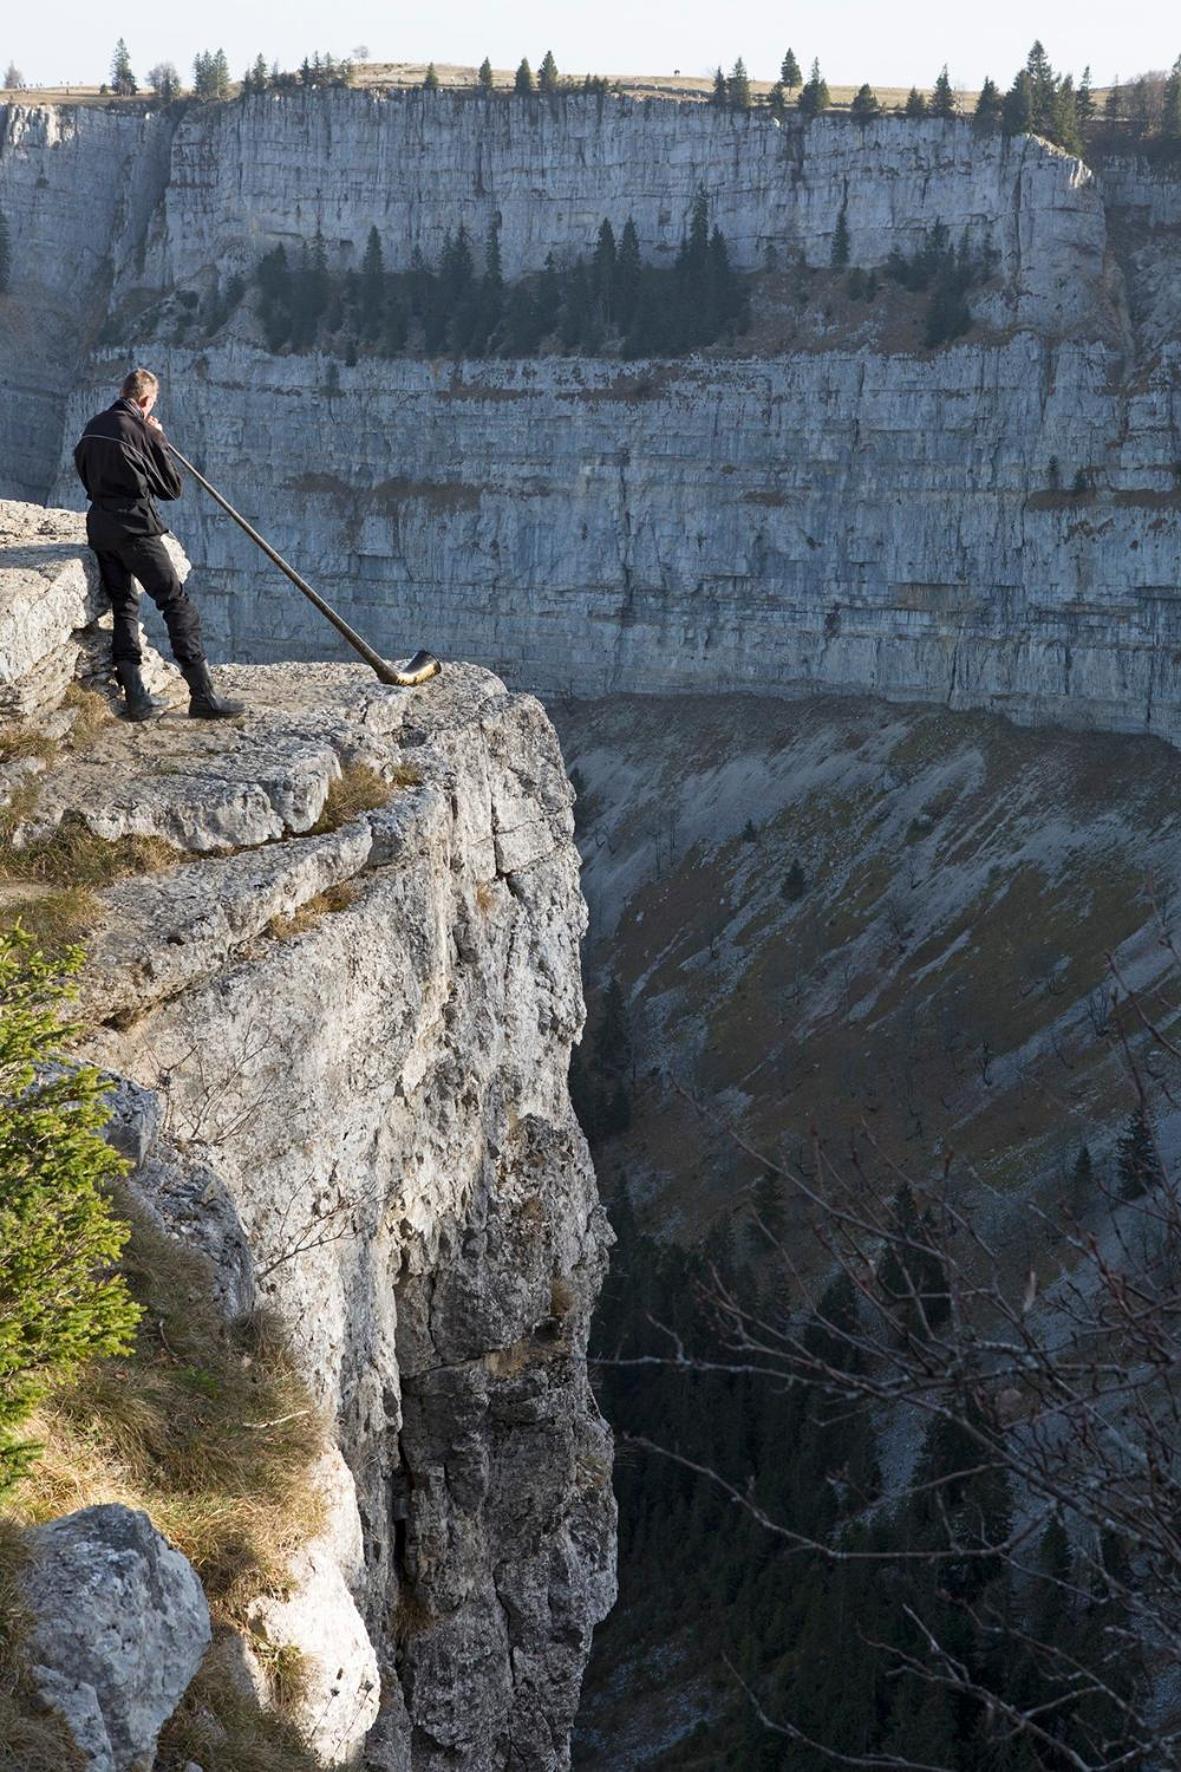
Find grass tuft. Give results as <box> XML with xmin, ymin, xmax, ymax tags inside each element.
<box><xmin>0</xmin><ymin>815</ymin><xmax>180</xmax><ymax>889</ymax></box>
<box><xmin>155</xmin><ymin>1631</ymin><xmax>320</xmax><ymax>1772</ymax></box>
<box><xmin>0</xmin><ymin>728</ymin><xmax>58</xmax><ymax>770</ymax></box>
<box><xmin>267</xmin><ymin>881</ymin><xmax>359</xmax><ymax>942</ymax></box>
<box><xmin>12</xmin><ymin>1189</ymin><xmax>325</xmax><ymax>1622</ymax></box>
<box><xmin>0</xmin><ymin>885</ymin><xmax>102</xmax><ymax>949</ymax></box>
<box><xmin>310</xmin><ymin>762</ymin><xmax>393</xmax><ymax>834</ymax></box>
<box><xmin>61</xmin><ymin>683</ymin><xmax>114</xmax><ymax>750</ymax></box>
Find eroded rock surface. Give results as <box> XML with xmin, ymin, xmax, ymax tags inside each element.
<box><xmin>1</xmin><ymin>506</ymin><xmax>616</xmax><ymax>1769</ymax></box>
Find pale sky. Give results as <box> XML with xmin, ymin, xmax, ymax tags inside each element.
<box><xmin>2</xmin><ymin>0</ymin><xmax>1172</xmax><ymax>93</ymax></box>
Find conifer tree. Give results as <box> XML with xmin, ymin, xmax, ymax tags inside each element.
<box><xmin>514</xmin><ymin>58</ymin><xmax>534</xmax><ymax>95</ymax></box>
<box><xmin>478</xmin><ymin>56</ymin><xmax>494</xmax><ymax>91</ymax></box>
<box><xmin>423</xmin><ymin>63</ymin><xmax>440</xmax><ymax>91</ymax></box>
<box><xmin>830</xmin><ymin>202</ymin><xmax>850</xmax><ymax>267</ymax></box>
<box><xmin>798</xmin><ymin>59</ymin><xmax>830</xmax><ymax>119</ymax></box>
<box><xmin>931</xmin><ymin>64</ymin><xmax>956</xmax><ymax>117</ymax></box>
<box><xmin>728</xmin><ymin>57</ymin><xmax>751</xmax><ymax>110</ymax></box>
<box><xmin>0</xmin><ymin>206</ymin><xmax>10</xmax><ymax>296</ymax></box>
<box><xmin>1003</xmin><ymin>70</ymin><xmax>1034</xmax><ymax>135</ymax></box>
<box><xmin>110</xmin><ymin>38</ymin><xmax>137</xmax><ymax>95</ymax></box>
<box><xmin>768</xmin><ymin>82</ymin><xmax>786</xmax><ymax>118</ymax></box>
<box><xmin>0</xmin><ymin>930</ymin><xmax>140</xmax><ymax>1492</ymax></box>
<box><xmin>850</xmin><ymin>83</ymin><xmax>880</xmax><ymax>125</ymax></box>
<box><xmin>360</xmin><ymin>225</ymin><xmax>384</xmax><ymax>338</ymax></box>
<box><xmin>538</xmin><ymin>49</ymin><xmax>559</xmax><ymax>93</ymax></box>
<box><xmin>1025</xmin><ymin>39</ymin><xmax>1055</xmax><ymax>130</ymax></box>
<box><xmin>615</xmin><ymin>217</ymin><xmax>642</xmax><ymax>330</ymax></box>
<box><xmin>3</xmin><ymin>63</ymin><xmax>23</xmax><ymax>90</ymax></box>
<box><xmin>710</xmin><ymin>66</ymin><xmax>727</xmax><ymax>107</ymax></box>
<box><xmin>593</xmin><ymin>218</ymin><xmax>617</xmax><ymax>324</ymax></box>
<box><xmin>904</xmin><ymin>85</ymin><xmax>928</xmax><ymax>118</ymax></box>
<box><xmin>594</xmin><ymin>975</ymin><xmax>633</xmax><ymax>1078</ymax></box>
<box><xmin>1077</xmin><ymin>65</ymin><xmax>1095</xmax><ymax>124</ymax></box>
<box><xmin>974</xmin><ymin>76</ymin><xmax>1003</xmax><ymax>131</ymax></box>
<box><xmin>1105</xmin><ymin>77</ymin><xmax>1123</xmax><ymax>121</ymax></box>
<box><xmin>1068</xmin><ymin>1143</ymin><xmax>1094</xmax><ymax>1215</ymax></box>
<box><xmin>781</xmin><ymin>48</ymin><xmax>802</xmax><ymax>90</ymax></box>
<box><xmin>1117</xmin><ymin>1103</ymin><xmax>1162</xmax><ymax>1199</ymax></box>
<box><xmin>482</xmin><ymin>216</ymin><xmax>504</xmax><ymax>339</ymax></box>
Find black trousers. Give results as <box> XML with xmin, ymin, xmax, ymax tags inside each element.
<box><xmin>91</xmin><ymin>534</ymin><xmax>205</xmax><ymax>669</ymax></box>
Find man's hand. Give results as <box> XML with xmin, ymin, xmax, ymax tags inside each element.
<box><xmin>145</xmin><ymin>415</ymin><xmax>164</xmax><ymax>435</ymax></box>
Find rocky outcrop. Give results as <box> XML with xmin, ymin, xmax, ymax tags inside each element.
<box><xmin>20</xmin><ymin>1504</ymin><xmax>211</xmax><ymax>1772</ymax></box>
<box><xmin>0</xmin><ymin>503</ymin><xmax>616</xmax><ymax>1768</ymax></box>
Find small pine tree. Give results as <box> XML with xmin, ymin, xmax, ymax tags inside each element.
<box><xmin>538</xmin><ymin>49</ymin><xmax>559</xmax><ymax>93</ymax></box>
<box><xmin>781</xmin><ymin>48</ymin><xmax>802</xmax><ymax>90</ymax></box>
<box><xmin>514</xmin><ymin>58</ymin><xmax>534</xmax><ymax>95</ymax></box>
<box><xmin>1117</xmin><ymin>1103</ymin><xmax>1162</xmax><ymax>1200</ymax></box>
<box><xmin>1003</xmin><ymin>70</ymin><xmax>1034</xmax><ymax>136</ymax></box>
<box><xmin>423</xmin><ymin>63</ymin><xmax>440</xmax><ymax>91</ymax></box>
<box><xmin>728</xmin><ymin>57</ymin><xmax>751</xmax><ymax>110</ymax></box>
<box><xmin>1068</xmin><ymin>1144</ymin><xmax>1094</xmax><ymax>1216</ymax></box>
<box><xmin>904</xmin><ymin>86</ymin><xmax>928</xmax><ymax>118</ymax></box>
<box><xmin>798</xmin><ymin>59</ymin><xmax>830</xmax><ymax>119</ymax></box>
<box><xmin>931</xmin><ymin>65</ymin><xmax>957</xmax><ymax>118</ymax></box>
<box><xmin>3</xmin><ymin>63</ymin><xmax>24</xmax><ymax>90</ymax></box>
<box><xmin>1076</xmin><ymin>65</ymin><xmax>1095</xmax><ymax>125</ymax></box>
<box><xmin>360</xmin><ymin>225</ymin><xmax>384</xmax><ymax>338</ymax></box>
<box><xmin>830</xmin><ymin>202</ymin><xmax>850</xmax><ymax>267</ymax></box>
<box><xmin>974</xmin><ymin>77</ymin><xmax>1003</xmax><ymax>132</ymax></box>
<box><xmin>615</xmin><ymin>216</ymin><xmax>642</xmax><ymax>330</ymax></box>
<box><xmin>110</xmin><ymin>37</ymin><xmax>137</xmax><ymax>96</ymax></box>
<box><xmin>781</xmin><ymin>859</ymin><xmax>807</xmax><ymax>901</ymax></box>
<box><xmin>710</xmin><ymin>66</ymin><xmax>728</xmax><ymax>107</ymax></box>
<box><xmin>478</xmin><ymin>57</ymin><xmax>494</xmax><ymax>91</ymax></box>
<box><xmin>850</xmin><ymin>83</ymin><xmax>881</xmax><ymax>125</ymax></box>
<box><xmin>251</xmin><ymin>54</ymin><xmax>268</xmax><ymax>93</ymax></box>
<box><xmin>768</xmin><ymin>82</ymin><xmax>786</xmax><ymax>118</ymax></box>
<box><xmin>0</xmin><ymin>206</ymin><xmax>10</xmax><ymax>296</ymax></box>
<box><xmin>0</xmin><ymin>930</ymin><xmax>141</xmax><ymax>1492</ymax></box>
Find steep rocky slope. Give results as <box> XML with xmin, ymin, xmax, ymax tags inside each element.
<box><xmin>557</xmin><ymin>691</ymin><xmax>1181</xmax><ymax>1241</ymax></box>
<box><xmin>0</xmin><ymin>500</ymin><xmax>615</xmax><ymax>1769</ymax></box>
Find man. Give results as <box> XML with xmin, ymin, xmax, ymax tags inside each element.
<box><xmin>73</xmin><ymin>369</ymin><xmax>244</xmax><ymax>721</ymax></box>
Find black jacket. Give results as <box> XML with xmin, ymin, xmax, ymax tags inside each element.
<box><xmin>74</xmin><ymin>397</ymin><xmax>183</xmax><ymax>547</ymax></box>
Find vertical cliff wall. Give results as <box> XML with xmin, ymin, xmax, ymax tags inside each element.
<box><xmin>0</xmin><ymin>499</ymin><xmax>616</xmax><ymax>1767</ymax></box>
<box><xmin>3</xmin><ymin>94</ymin><xmax>1180</xmax><ymax>742</ymax></box>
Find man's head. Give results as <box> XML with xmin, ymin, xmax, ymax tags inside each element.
<box><xmin>120</xmin><ymin>368</ymin><xmax>159</xmax><ymax>416</ymax></box>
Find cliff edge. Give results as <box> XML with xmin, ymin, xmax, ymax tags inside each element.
<box><xmin>0</xmin><ymin>500</ymin><xmax>616</xmax><ymax>1769</ymax></box>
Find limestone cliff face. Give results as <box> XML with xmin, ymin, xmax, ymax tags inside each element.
<box><xmin>2</xmin><ymin>93</ymin><xmax>1179</xmax><ymax>742</ymax></box>
<box><xmin>0</xmin><ymin>500</ymin><xmax>616</xmax><ymax>1769</ymax></box>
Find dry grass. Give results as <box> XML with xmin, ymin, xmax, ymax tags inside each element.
<box><xmin>12</xmin><ymin>1190</ymin><xmax>325</xmax><ymax>1623</ymax></box>
<box><xmin>0</xmin><ymin>814</ymin><xmax>180</xmax><ymax>889</ymax></box>
<box><xmin>267</xmin><ymin>880</ymin><xmax>359</xmax><ymax>941</ymax></box>
<box><xmin>61</xmin><ymin>683</ymin><xmax>114</xmax><ymax>750</ymax></box>
<box><xmin>476</xmin><ymin>880</ymin><xmax>497</xmax><ymax>914</ymax></box>
<box><xmin>155</xmin><ymin>1632</ymin><xmax>319</xmax><ymax>1772</ymax></box>
<box><xmin>0</xmin><ymin>1522</ymin><xmax>84</xmax><ymax>1772</ymax></box>
<box><xmin>310</xmin><ymin>762</ymin><xmax>393</xmax><ymax>834</ymax></box>
<box><xmin>0</xmin><ymin>883</ymin><xmax>101</xmax><ymax>949</ymax></box>
<box><xmin>0</xmin><ymin>728</ymin><xmax>57</xmax><ymax>769</ymax></box>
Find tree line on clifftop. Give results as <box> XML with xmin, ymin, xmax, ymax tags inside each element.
<box><xmin>73</xmin><ymin>38</ymin><xmax>1181</xmax><ymax>158</ymax></box>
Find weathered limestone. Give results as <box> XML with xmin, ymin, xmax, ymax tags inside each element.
<box><xmin>0</xmin><ymin>505</ymin><xmax>616</xmax><ymax>1769</ymax></box>
<box><xmin>21</xmin><ymin>1504</ymin><xmax>211</xmax><ymax>1772</ymax></box>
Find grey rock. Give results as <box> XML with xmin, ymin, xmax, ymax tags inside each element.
<box><xmin>22</xmin><ymin>1504</ymin><xmax>211</xmax><ymax>1772</ymax></box>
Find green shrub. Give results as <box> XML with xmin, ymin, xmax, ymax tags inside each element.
<box><xmin>0</xmin><ymin>928</ymin><xmax>140</xmax><ymax>1490</ymax></box>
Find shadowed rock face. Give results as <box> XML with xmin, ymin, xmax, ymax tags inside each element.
<box><xmin>0</xmin><ymin>504</ymin><xmax>616</xmax><ymax>1770</ymax></box>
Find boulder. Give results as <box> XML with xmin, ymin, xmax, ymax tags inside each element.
<box><xmin>21</xmin><ymin>1504</ymin><xmax>211</xmax><ymax>1772</ymax></box>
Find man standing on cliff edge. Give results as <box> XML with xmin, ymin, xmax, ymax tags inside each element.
<box><xmin>73</xmin><ymin>368</ymin><xmax>244</xmax><ymax>721</ymax></box>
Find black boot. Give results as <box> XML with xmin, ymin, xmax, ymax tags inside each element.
<box><xmin>114</xmin><ymin>659</ymin><xmax>165</xmax><ymax>723</ymax></box>
<box><xmin>182</xmin><ymin>660</ymin><xmax>246</xmax><ymax>721</ymax></box>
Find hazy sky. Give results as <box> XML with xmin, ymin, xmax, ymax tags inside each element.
<box><xmin>2</xmin><ymin>0</ymin><xmax>1172</xmax><ymax>92</ymax></box>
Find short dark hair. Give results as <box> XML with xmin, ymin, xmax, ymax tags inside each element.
<box><xmin>120</xmin><ymin>368</ymin><xmax>159</xmax><ymax>401</ymax></box>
